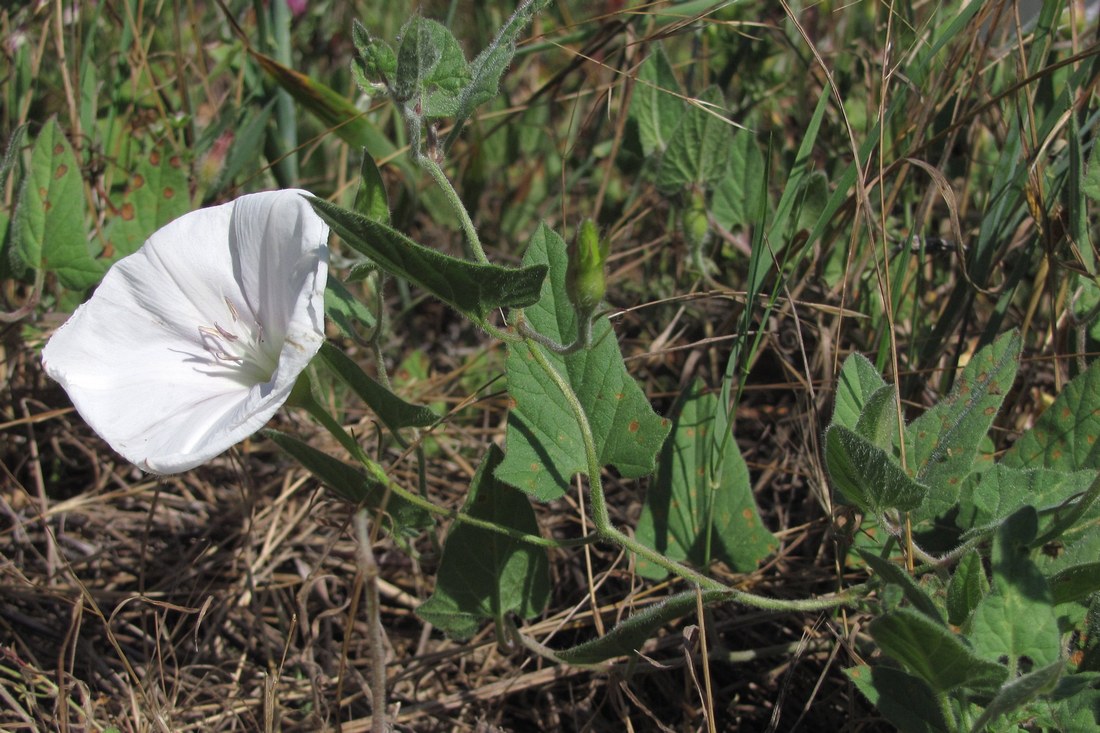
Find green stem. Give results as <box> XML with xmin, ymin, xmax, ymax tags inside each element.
<box><xmin>417</xmin><ymin>154</ymin><xmax>488</xmax><ymax>264</ymax></box>
<box><xmin>525</xmin><ymin>339</ymin><xmax>865</xmax><ymax>613</ymax></box>
<box><xmin>297</xmin><ymin>390</ymin><xmax>590</xmax><ymax>550</ymax></box>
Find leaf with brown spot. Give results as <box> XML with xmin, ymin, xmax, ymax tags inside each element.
<box><xmin>495</xmin><ymin>224</ymin><xmax>670</xmax><ymax>500</ymax></box>
<box><xmin>102</xmin><ymin>144</ymin><xmax>191</xmax><ymax>261</ymax></box>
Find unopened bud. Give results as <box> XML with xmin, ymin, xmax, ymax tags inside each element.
<box><xmin>566</xmin><ymin>219</ymin><xmax>610</xmax><ymax>316</ymax></box>
<box><xmin>681</xmin><ymin>192</ymin><xmax>710</xmax><ymax>251</ymax></box>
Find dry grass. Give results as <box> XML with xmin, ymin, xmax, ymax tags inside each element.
<box><xmin>2</xmin><ymin>0</ymin><xmax>1092</xmax><ymax>730</ymax></box>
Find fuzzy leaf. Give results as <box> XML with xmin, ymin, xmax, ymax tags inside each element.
<box><xmin>869</xmin><ymin>607</ymin><xmax>1008</xmax><ymax>693</ymax></box>
<box><xmin>416</xmin><ymin>445</ymin><xmax>550</xmax><ymax>640</ymax></box>
<box><xmin>495</xmin><ymin>224</ymin><xmax>670</xmax><ymax>500</ymax></box>
<box><xmin>264</xmin><ymin>430</ymin><xmax>431</xmax><ymax>531</ymax></box>
<box><xmin>831</xmin><ymin>353</ymin><xmax>888</xmax><ymax>431</ymax></box>
<box><xmin>711</xmin><ymin>130</ymin><xmax>767</xmax><ymax>233</ymax></box>
<box><xmin>310</xmin><ymin>198</ymin><xmax>547</xmax><ymax>322</ymax></box>
<box><xmin>825</xmin><ymin>424</ymin><xmax>926</xmax><ymax>514</ymax></box>
<box><xmin>970</xmin><ymin>509</ymin><xmax>1062</xmax><ymax>670</ymax></box>
<box><xmin>631</xmin><ymin>44</ymin><xmax>683</xmax><ymax>157</ymax></box>
<box><xmin>1002</xmin><ymin>357</ymin><xmax>1100</xmax><ymax>473</ymax></box>
<box><xmin>354</xmin><ymin>153</ymin><xmax>390</xmax><ymax>225</ymax></box>
<box><xmin>907</xmin><ymin>331</ymin><xmax>1022</xmax><ymax>524</ymax></box>
<box><xmin>656</xmin><ymin>86</ymin><xmax>731</xmax><ymax>193</ymax></box>
<box><xmin>635</xmin><ymin>381</ymin><xmax>776</xmax><ymax>579</ymax></box>
<box><xmin>969</xmin><ymin>661</ymin><xmax>1064</xmax><ymax>733</ymax></box>
<box><xmin>394</xmin><ymin>17</ymin><xmax>471</xmax><ymax>118</ymax></box>
<box><xmin>557</xmin><ymin>589</ymin><xmax>732</xmax><ymax>665</ymax></box>
<box><xmin>947</xmin><ymin>551</ymin><xmax>989</xmax><ymax>626</ymax></box>
<box><xmin>452</xmin><ymin>0</ymin><xmax>550</xmax><ymax>127</ymax></box>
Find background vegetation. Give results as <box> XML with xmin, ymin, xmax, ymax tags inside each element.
<box><xmin>1</xmin><ymin>0</ymin><xmax>1099</xmax><ymax>730</ymax></box>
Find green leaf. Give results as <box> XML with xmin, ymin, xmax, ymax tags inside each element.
<box><xmin>969</xmin><ymin>660</ymin><xmax>1065</xmax><ymax>733</ymax></box>
<box><xmin>310</xmin><ymin>198</ymin><xmax>547</xmax><ymax>322</ymax></box>
<box><xmin>318</xmin><ymin>343</ymin><xmax>437</xmax><ymax>432</ymax></box>
<box><xmin>855</xmin><ymin>384</ymin><xmax>901</xmax><ymax>451</ymax></box>
<box><xmin>394</xmin><ymin>17</ymin><xmax>471</xmax><ymax>118</ymax></box>
<box><xmin>859</xmin><ymin>550</ymin><xmax>944</xmax><ymax>623</ymax></box>
<box><xmin>12</xmin><ymin>117</ymin><xmax>100</xmax><ymax>290</ymax></box>
<box><xmin>656</xmin><ymin>86</ymin><xmax>731</xmax><ymax>193</ymax></box>
<box><xmin>956</xmin><ymin>464</ymin><xmax>1096</xmax><ymax>531</ymax></box>
<box><xmin>1049</xmin><ymin>563</ymin><xmax>1100</xmax><ymax>606</ymax></box>
<box><xmin>1003</xmin><ymin>357</ymin><xmax>1100</xmax><ymax>472</ymax></box>
<box><xmin>631</xmin><ymin>44</ymin><xmax>683</xmax><ymax>157</ymax></box>
<box><xmin>102</xmin><ymin>146</ymin><xmax>191</xmax><ymax>261</ymax></box>
<box><xmin>450</xmin><ymin>0</ymin><xmax>550</xmax><ymax>133</ymax></box>
<box><xmin>1083</xmin><ymin>139</ymin><xmax>1100</xmax><ymax>203</ymax></box>
<box><xmin>711</xmin><ymin>130</ymin><xmax>766</xmax><ymax>233</ymax></box>
<box><xmin>557</xmin><ymin>589</ymin><xmax>733</xmax><ymax>665</ymax></box>
<box><xmin>264</xmin><ymin>429</ymin><xmax>432</xmax><ymax>531</ymax></box>
<box><xmin>415</xmin><ymin>445</ymin><xmax>550</xmax><ymax>640</ymax></box>
<box><xmin>907</xmin><ymin>331</ymin><xmax>1022</xmax><ymax>524</ymax></box>
<box><xmin>495</xmin><ymin>224</ymin><xmax>671</xmax><ymax>500</ymax></box>
<box><xmin>825</xmin><ymin>424</ymin><xmax>927</xmax><ymax>514</ymax></box>
<box><xmin>253</xmin><ymin>51</ymin><xmax>399</xmax><ymax>164</ymax></box>
<box><xmin>325</xmin><ymin>277</ymin><xmax>377</xmax><ymax>339</ymax></box>
<box><xmin>846</xmin><ymin>665</ymin><xmax>951</xmax><ymax>733</ymax></box>
<box><xmin>969</xmin><ymin>508</ymin><xmax>1061</xmax><ymax>671</ymax></box>
<box><xmin>869</xmin><ymin>607</ymin><xmax>1008</xmax><ymax>693</ymax></box>
<box><xmin>635</xmin><ymin>382</ymin><xmax>777</xmax><ymax>580</ymax></box>
<box><xmin>947</xmin><ymin>552</ymin><xmax>989</xmax><ymax>626</ymax></box>
<box><xmin>831</xmin><ymin>353</ymin><xmax>888</xmax><ymax>431</ymax></box>
<box><xmin>354</xmin><ymin>153</ymin><xmax>390</xmax><ymax>225</ymax></box>
<box><xmin>351</xmin><ymin>20</ymin><xmax>397</xmax><ymax>88</ymax></box>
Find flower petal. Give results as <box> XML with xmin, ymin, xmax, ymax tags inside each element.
<box><xmin>42</xmin><ymin>190</ymin><xmax>329</xmax><ymax>473</ymax></box>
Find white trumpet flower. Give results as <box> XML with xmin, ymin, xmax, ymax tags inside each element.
<box><xmin>43</xmin><ymin>189</ymin><xmax>329</xmax><ymax>473</ymax></box>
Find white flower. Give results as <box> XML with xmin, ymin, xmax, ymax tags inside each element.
<box><xmin>42</xmin><ymin>189</ymin><xmax>329</xmax><ymax>474</ymax></box>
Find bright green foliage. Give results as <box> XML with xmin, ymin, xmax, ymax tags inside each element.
<box><xmin>318</xmin><ymin>343</ymin><xmax>437</xmax><ymax>433</ymax></box>
<box><xmin>825</xmin><ymin>424</ymin><xmax>927</xmax><ymax>514</ymax></box>
<box><xmin>354</xmin><ymin>153</ymin><xmax>391</xmax><ymax>225</ymax></box>
<box><xmin>310</xmin><ymin>198</ymin><xmax>547</xmax><ymax>322</ymax></box>
<box><xmin>834</xmin><ymin>338</ymin><xmax>1100</xmax><ymax>731</ymax></box>
<box><xmin>264</xmin><ymin>429</ymin><xmax>432</xmax><ymax>532</ymax></box>
<box><xmin>906</xmin><ymin>331</ymin><xmax>1021</xmax><ymax>524</ymax></box>
<box><xmin>102</xmin><ymin>147</ymin><xmax>191</xmax><ymax>261</ymax></box>
<box><xmin>253</xmin><ymin>50</ymin><xmax>397</xmax><ymax>160</ymax></box>
<box><xmin>831</xmin><ymin>353</ymin><xmax>888</xmax><ymax>430</ymax></box>
<box><xmin>656</xmin><ymin>86</ymin><xmax>731</xmax><ymax>193</ymax></box>
<box><xmin>946</xmin><ymin>552</ymin><xmax>988</xmax><ymax>626</ymax></box>
<box><xmin>1002</xmin><ymin>357</ymin><xmax>1100</xmax><ymax>473</ymax></box>
<box><xmin>416</xmin><ymin>445</ymin><xmax>549</xmax><ymax>640</ymax></box>
<box><xmin>12</xmin><ymin>118</ymin><xmax>100</xmax><ymax>290</ymax></box>
<box><xmin>325</xmin><ymin>277</ymin><xmax>377</xmax><ymax>338</ymax></box>
<box><xmin>393</xmin><ymin>17</ymin><xmax>471</xmax><ymax>118</ymax></box>
<box><xmin>565</xmin><ymin>218</ymin><xmax>608</xmax><ymax>317</ymax></box>
<box><xmin>495</xmin><ymin>224</ymin><xmax>670</xmax><ymax>500</ymax></box>
<box><xmin>635</xmin><ymin>382</ymin><xmax>776</xmax><ymax>580</ymax></box>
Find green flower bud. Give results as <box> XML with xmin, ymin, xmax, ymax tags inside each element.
<box><xmin>681</xmin><ymin>192</ymin><xmax>710</xmax><ymax>251</ymax></box>
<box><xmin>566</xmin><ymin>219</ymin><xmax>610</xmax><ymax>316</ymax></box>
